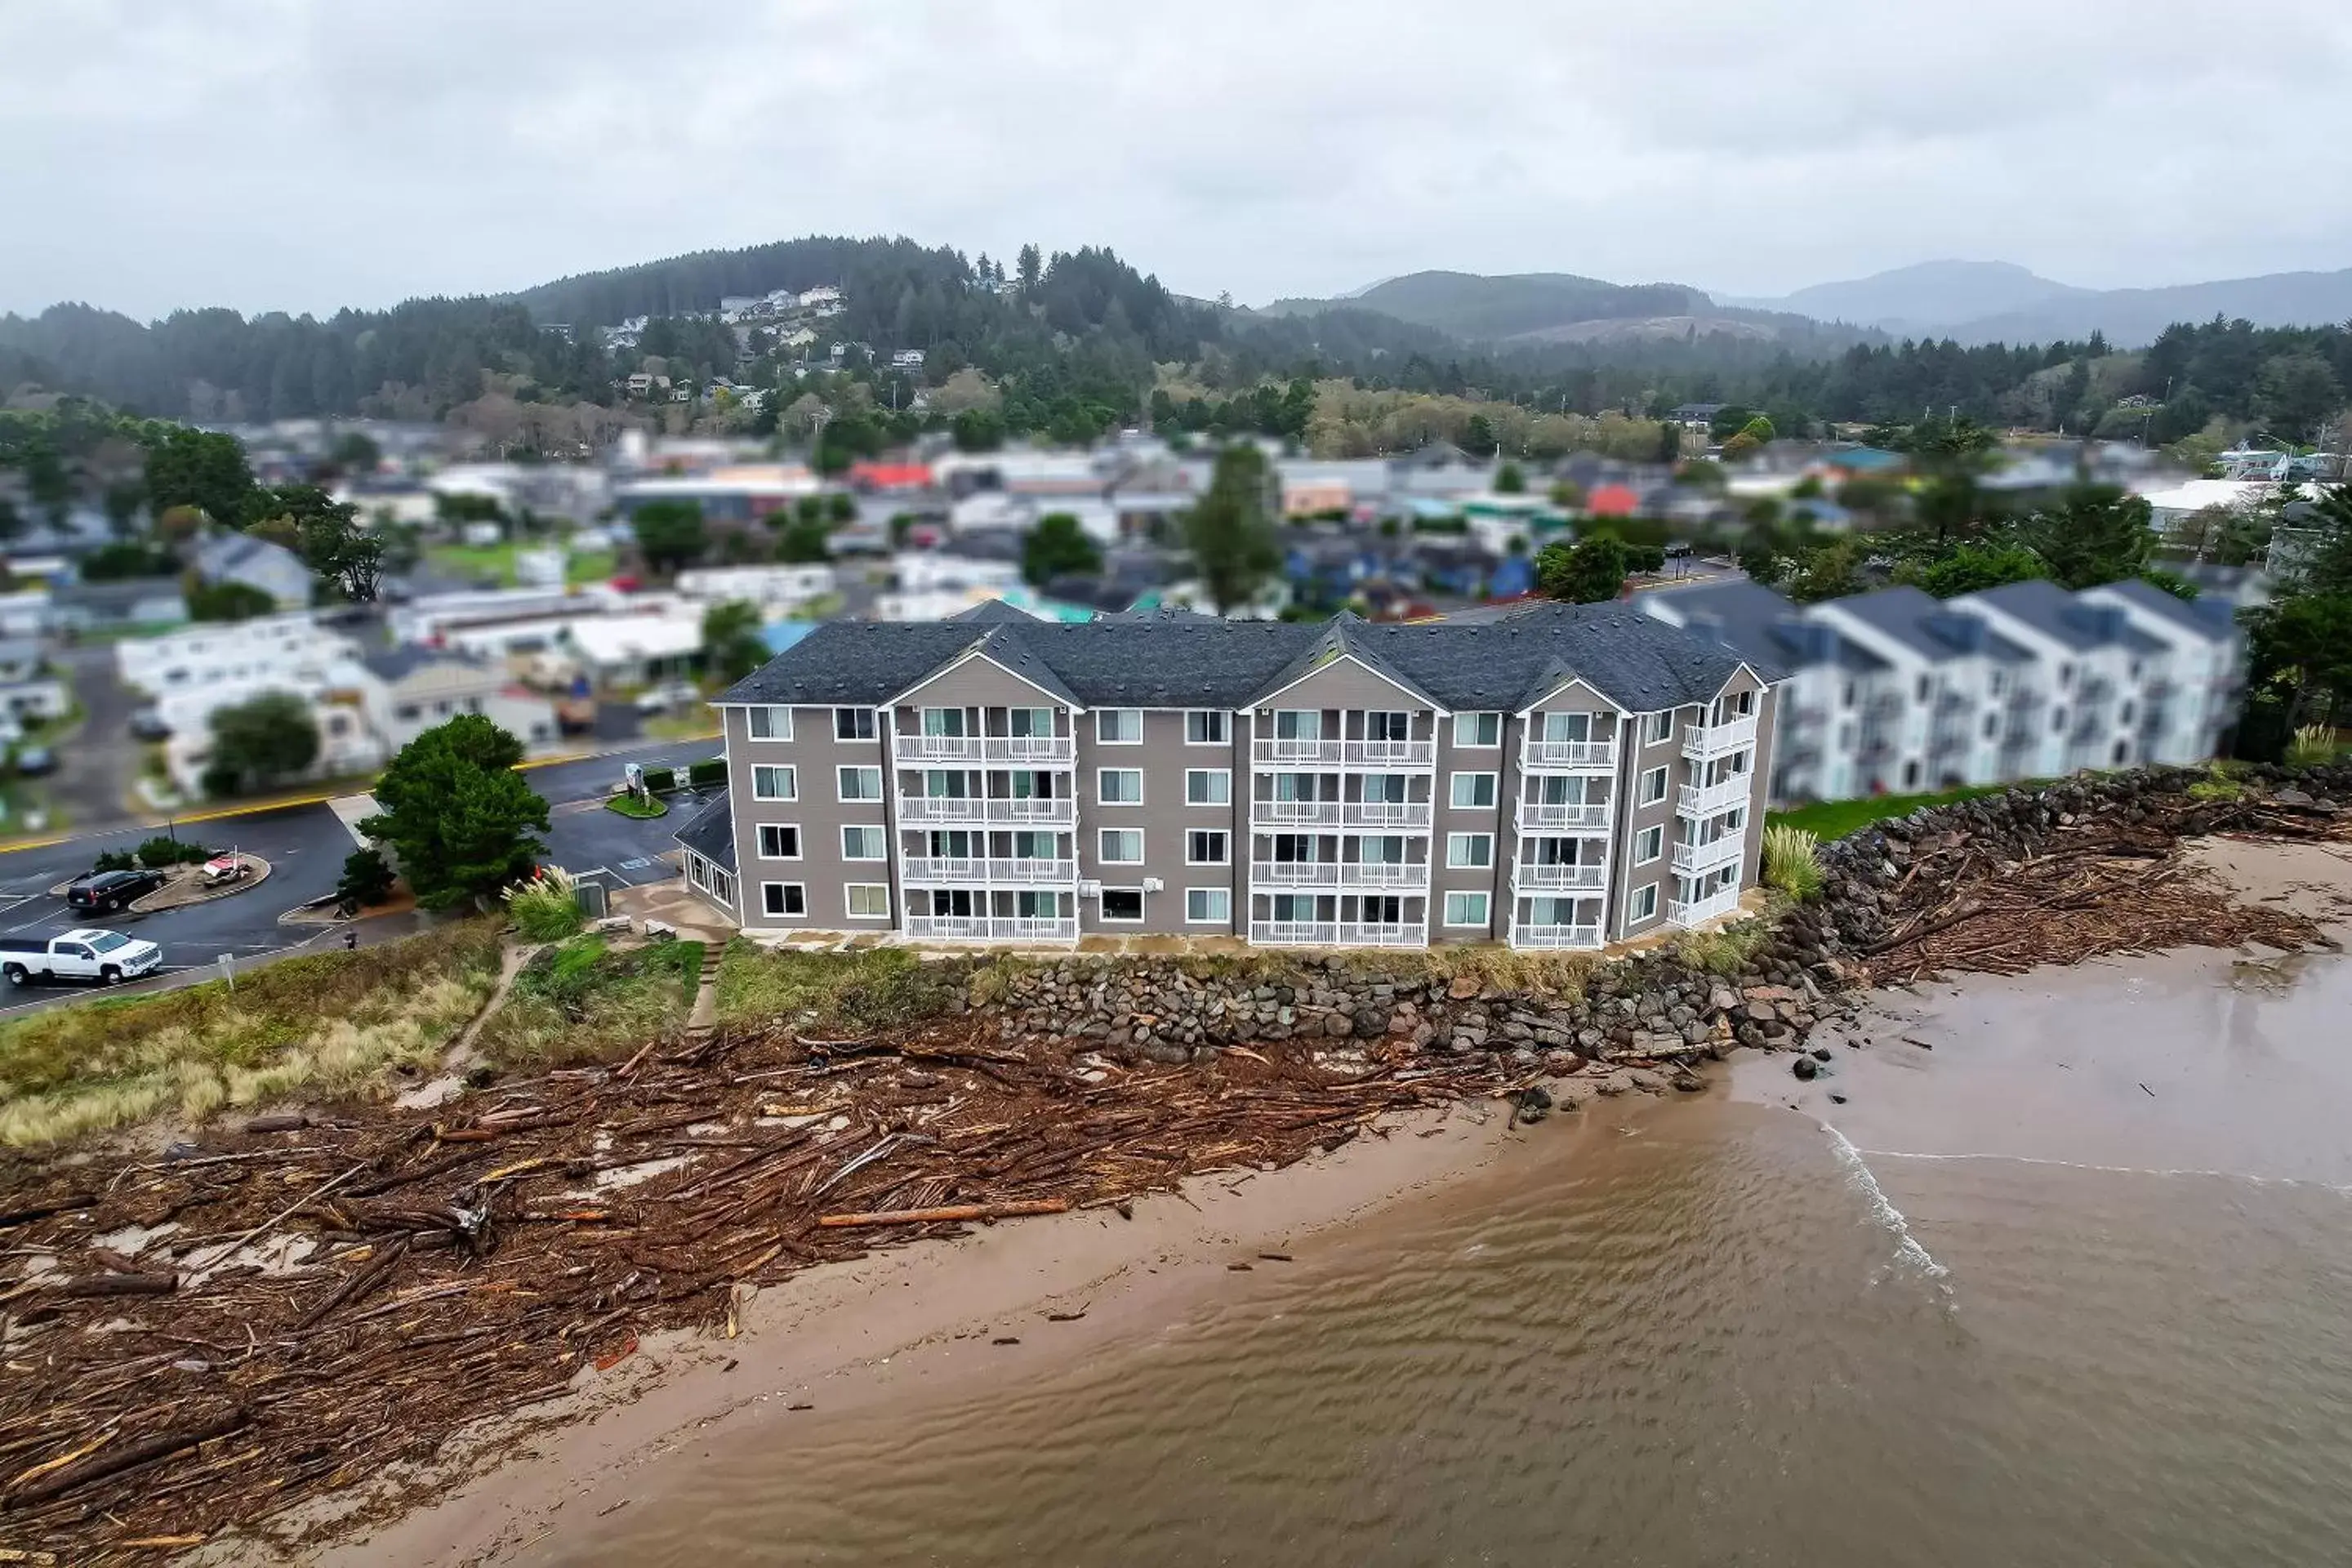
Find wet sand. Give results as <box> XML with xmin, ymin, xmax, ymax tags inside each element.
<box><xmin>306</xmin><ymin>835</ymin><xmax>2352</xmax><ymax>1566</ymax></box>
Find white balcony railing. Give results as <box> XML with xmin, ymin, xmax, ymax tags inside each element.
<box><xmin>1515</xmin><ymin>800</ymin><xmax>1610</xmax><ymax>832</ymax></box>
<box><xmin>1668</xmin><ymin>885</ymin><xmax>1744</xmax><ymax>929</ymax></box>
<box><xmin>1252</xmin><ymin>799</ymin><xmax>1344</xmax><ymax>827</ymax></box>
<box><xmin>1520</xmin><ymin>739</ymin><xmax>1617</xmax><ymax>772</ymax></box>
<box><xmin>1676</xmin><ymin>777</ymin><xmax>1750</xmax><ymax>817</ymax></box>
<box><xmin>1343</xmin><ymin>800</ymin><xmax>1432</xmax><ymax>829</ymax></box>
<box><xmin>1250</xmin><ymin>920</ymin><xmax>1339</xmax><ymax>947</ymax></box>
<box><xmin>1250</xmin><ymin>738</ymin><xmax>1436</xmax><ymax>768</ymax></box>
<box><xmin>1511</xmin><ymin>923</ymin><xmax>1602</xmax><ymax>951</ymax></box>
<box><xmin>1681</xmin><ymin>712</ymin><xmax>1759</xmax><ymax>763</ymax></box>
<box><xmin>898</xmin><ymin>796</ymin><xmax>1076</xmax><ymax>826</ymax></box>
<box><xmin>1337</xmin><ymin>921</ymin><xmax>1426</xmax><ymax>947</ymax></box>
<box><xmin>901</xmin><ymin>857</ymin><xmax>1076</xmax><ymax>885</ymax></box>
<box><xmin>1252</xmin><ymin>860</ymin><xmax>1423</xmax><ymax>889</ymax></box>
<box><xmin>903</xmin><ymin>915</ymin><xmax>1078</xmax><ymax>943</ymax></box>
<box><xmin>1671</xmin><ymin>834</ymin><xmax>1746</xmax><ymax>877</ymax></box>
<box><xmin>894</xmin><ymin>733</ymin><xmax>1074</xmax><ymax>765</ymax></box>
<box><xmin>1511</xmin><ymin>862</ymin><xmax>1609</xmax><ymax>893</ymax></box>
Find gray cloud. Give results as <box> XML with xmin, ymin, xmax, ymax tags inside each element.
<box><xmin>3</xmin><ymin>0</ymin><xmax>2349</xmax><ymax>321</ymax></box>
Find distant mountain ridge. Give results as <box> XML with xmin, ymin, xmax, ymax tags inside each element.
<box><xmin>1733</xmin><ymin>258</ymin><xmax>2352</xmax><ymax>346</ymax></box>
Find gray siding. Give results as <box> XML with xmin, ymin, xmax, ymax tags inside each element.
<box><xmin>1076</xmin><ymin>707</ymin><xmax>1240</xmax><ymax>936</ymax></box>
<box><xmin>727</xmin><ymin>703</ymin><xmax>893</xmax><ymax>932</ymax></box>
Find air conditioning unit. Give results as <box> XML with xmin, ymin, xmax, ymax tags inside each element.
<box><xmin>1141</xmin><ymin>876</ymin><xmax>1164</xmax><ymax>893</ymax></box>
<box><xmin>1080</xmin><ymin>880</ymin><xmax>1102</xmax><ymax>898</ymax></box>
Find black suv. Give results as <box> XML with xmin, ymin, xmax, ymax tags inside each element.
<box><xmin>66</xmin><ymin>868</ymin><xmax>166</xmax><ymax>914</ymax></box>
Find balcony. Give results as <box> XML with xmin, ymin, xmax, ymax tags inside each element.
<box><xmin>1671</xmin><ymin>833</ymin><xmax>1745</xmax><ymax>877</ymax></box>
<box><xmin>1254</xmin><ymin>797</ymin><xmax>1431</xmax><ymax>831</ymax></box>
<box><xmin>1865</xmin><ymin>693</ymin><xmax>1905</xmax><ymax>719</ymax></box>
<box><xmin>1511</xmin><ymin>862</ymin><xmax>1609</xmax><ymax>893</ymax></box>
<box><xmin>1515</xmin><ymin>800</ymin><xmax>1610</xmax><ymax>832</ymax></box>
<box><xmin>894</xmin><ymin>733</ymin><xmax>1074</xmax><ymax>765</ymax></box>
<box><xmin>1668</xmin><ymin>884</ymin><xmax>1744</xmax><ymax>928</ymax></box>
<box><xmin>1250</xmin><ymin>738</ymin><xmax>1434</xmax><ymax>768</ymax></box>
<box><xmin>2007</xmin><ymin>687</ymin><xmax>2046</xmax><ymax>711</ymax></box>
<box><xmin>1252</xmin><ymin>861</ymin><xmax>1423</xmax><ymax>889</ymax></box>
<box><xmin>1252</xmin><ymin>798</ymin><xmax>1343</xmax><ymax>827</ymax></box>
<box><xmin>903</xmin><ymin>915</ymin><xmax>1078</xmax><ymax>943</ymax></box>
<box><xmin>1520</xmin><ymin>738</ymin><xmax>1617</xmax><ymax>772</ymax></box>
<box><xmin>1934</xmin><ymin>688</ymin><xmax>1971</xmax><ymax>714</ymax></box>
<box><xmin>1677</xmin><ymin>776</ymin><xmax>1751</xmax><ymax>817</ymax></box>
<box><xmin>901</xmin><ymin>857</ymin><xmax>1076</xmax><ymax>885</ymax></box>
<box><xmin>1512</xmin><ymin>922</ymin><xmax>1601</xmax><ymax>951</ymax></box>
<box><xmin>1681</xmin><ymin>712</ymin><xmax>1759</xmax><ymax>763</ymax></box>
<box><xmin>1337</xmin><ymin>921</ymin><xmax>1426</xmax><ymax>948</ymax></box>
<box><xmin>1250</xmin><ymin>920</ymin><xmax>1338</xmax><ymax>947</ymax></box>
<box><xmin>1343</xmin><ymin>800</ymin><xmax>1431</xmax><ymax>829</ymax></box>
<box><xmin>898</xmin><ymin>795</ymin><xmax>1076</xmax><ymax>826</ymax></box>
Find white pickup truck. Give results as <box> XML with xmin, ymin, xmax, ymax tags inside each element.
<box><xmin>0</xmin><ymin>929</ymin><xmax>166</xmax><ymax>987</ymax></box>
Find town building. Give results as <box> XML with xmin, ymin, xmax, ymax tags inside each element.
<box><xmin>675</xmin><ymin>602</ymin><xmax>1779</xmax><ymax>950</ymax></box>
<box><xmin>1644</xmin><ymin>577</ymin><xmax>2243</xmax><ymax>804</ymax></box>
<box><xmin>194</xmin><ymin>532</ymin><xmax>314</xmax><ymax>610</ymax></box>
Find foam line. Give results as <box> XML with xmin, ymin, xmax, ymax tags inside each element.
<box><xmin>1820</xmin><ymin>1123</ymin><xmax>1950</xmax><ymax>1280</ymax></box>
<box><xmin>1859</xmin><ymin>1149</ymin><xmax>2352</xmax><ymax>1195</ymax></box>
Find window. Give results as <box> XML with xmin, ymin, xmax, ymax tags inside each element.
<box><xmin>1444</xmin><ymin>891</ymin><xmax>1490</xmax><ymax>928</ymax></box>
<box><xmin>1631</xmin><ymin>883</ymin><xmax>1658</xmax><ymax>922</ymax></box>
<box><xmin>840</xmin><ymin>826</ymin><xmax>887</xmax><ymax>861</ymax></box>
<box><xmin>920</xmin><ymin>707</ymin><xmax>967</xmax><ymax>737</ymax></box>
<box><xmin>1453</xmin><ymin>712</ymin><xmax>1500</xmax><ymax>747</ymax></box>
<box><xmin>1450</xmin><ymin>772</ymin><xmax>1496</xmax><ymax>808</ymax></box>
<box><xmin>835</xmin><ymin>707</ymin><xmax>875</xmax><ymax>741</ymax></box>
<box><xmin>751</xmin><ymin>765</ymin><xmax>796</xmax><ymax>801</ymax></box>
<box><xmin>1187</xmin><ymin>888</ymin><xmax>1231</xmax><ymax>924</ymax></box>
<box><xmin>761</xmin><ymin>883</ymin><xmax>806</xmax><ymax>919</ymax></box>
<box><xmin>1098</xmin><ymin>829</ymin><xmax>1144</xmax><ymax>864</ymax></box>
<box><xmin>1539</xmin><ymin>710</ymin><xmax>1592</xmax><ymax>742</ymax></box>
<box><xmin>1098</xmin><ymin>768</ymin><xmax>1143</xmax><ymax>804</ymax></box>
<box><xmin>1009</xmin><ymin>706</ymin><xmax>1054</xmax><ymax>738</ymax></box>
<box><xmin>756</xmin><ymin>824</ymin><xmax>801</xmax><ymax>859</ymax></box>
<box><xmin>1096</xmin><ymin>709</ymin><xmax>1143</xmax><ymax>744</ymax></box>
<box><xmin>1185</xmin><ymin>710</ymin><xmax>1228</xmax><ymax>745</ymax></box>
<box><xmin>394</xmin><ymin>703</ymin><xmax>421</xmax><ymax>721</ymax></box>
<box><xmin>1642</xmin><ymin>711</ymin><xmax>1673</xmax><ymax>744</ymax></box>
<box><xmin>1358</xmin><ymin>835</ymin><xmax>1405</xmax><ymax>864</ymax></box>
<box><xmin>1187</xmin><ymin>830</ymin><xmax>1228</xmax><ymax>865</ymax></box>
<box><xmin>1446</xmin><ymin>832</ymin><xmax>1492</xmax><ymax>869</ymax></box>
<box><xmin>1635</xmin><ymin>825</ymin><xmax>1664</xmax><ymax>864</ymax></box>
<box><xmin>1186</xmin><ymin>768</ymin><xmax>1231</xmax><ymax>805</ymax></box>
<box><xmin>746</xmin><ymin>706</ymin><xmax>791</xmax><ymax>740</ymax></box>
<box><xmin>1639</xmin><ymin>766</ymin><xmax>1668</xmax><ymax>805</ymax></box>
<box><xmin>1100</xmin><ymin>888</ymin><xmax>1144</xmax><ymax>923</ymax></box>
<box><xmin>837</xmin><ymin>765</ymin><xmax>883</xmax><ymax>801</ymax></box>
<box><xmin>1272</xmin><ymin>709</ymin><xmax>1321</xmax><ymax>740</ymax></box>
<box><xmin>844</xmin><ymin>884</ymin><xmax>891</xmax><ymax>920</ymax></box>
<box><xmin>1366</xmin><ymin>710</ymin><xmax>1411</xmax><ymax>742</ymax></box>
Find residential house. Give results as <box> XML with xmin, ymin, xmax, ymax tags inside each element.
<box><xmin>48</xmin><ymin>578</ymin><xmax>188</xmax><ymax>635</ymax></box>
<box><xmin>357</xmin><ymin>647</ymin><xmax>559</xmax><ymax>752</ymax></box>
<box><xmin>675</xmin><ymin>564</ymin><xmax>839</xmax><ymax>617</ymax></box>
<box><xmin>1951</xmin><ymin>580</ymin><xmax>2176</xmax><ymax>777</ymax></box>
<box><xmin>683</xmin><ymin>601</ymin><xmax>1777</xmax><ymax>950</ymax></box>
<box><xmin>2075</xmin><ymin>579</ymin><xmax>2245</xmax><ymax>764</ymax></box>
<box><xmin>194</xmin><ymin>532</ymin><xmax>314</xmax><ymax>610</ymax></box>
<box><xmin>115</xmin><ymin>614</ymin><xmax>354</xmax><ymax>697</ymax></box>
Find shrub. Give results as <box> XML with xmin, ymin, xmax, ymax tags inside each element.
<box><xmin>504</xmin><ymin>865</ymin><xmax>585</xmax><ymax>942</ymax></box>
<box><xmin>640</xmin><ymin>765</ymin><xmax>677</xmax><ymax>793</ymax></box>
<box><xmin>1761</xmin><ymin>822</ymin><xmax>1824</xmax><ymax>901</ymax></box>
<box><xmin>92</xmin><ymin>850</ymin><xmax>136</xmax><ymax>874</ymax></box>
<box><xmin>688</xmin><ymin>757</ymin><xmax>728</xmax><ymax>788</ymax></box>
<box><xmin>336</xmin><ymin>847</ymin><xmax>396</xmax><ymax>908</ymax></box>
<box><xmin>2285</xmin><ymin>724</ymin><xmax>2338</xmax><ymax>769</ymax></box>
<box><xmin>136</xmin><ymin>835</ymin><xmax>212</xmax><ymax>867</ymax></box>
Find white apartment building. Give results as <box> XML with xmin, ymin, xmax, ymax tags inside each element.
<box><xmin>1646</xmin><ymin>577</ymin><xmax>2242</xmax><ymax>804</ymax></box>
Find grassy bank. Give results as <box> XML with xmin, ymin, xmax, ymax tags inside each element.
<box><xmin>477</xmin><ymin>934</ymin><xmax>704</xmax><ymax>1066</ymax></box>
<box><xmin>0</xmin><ymin>920</ymin><xmax>505</xmax><ymax>1147</ymax></box>
<box><xmin>1768</xmin><ymin>783</ymin><xmax>2020</xmax><ymax>841</ymax></box>
<box><xmin>714</xmin><ymin>941</ymin><xmax>950</xmax><ymax>1033</ymax></box>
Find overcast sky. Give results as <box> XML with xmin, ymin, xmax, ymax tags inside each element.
<box><xmin>5</xmin><ymin>0</ymin><xmax>2350</xmax><ymax>322</ymax></box>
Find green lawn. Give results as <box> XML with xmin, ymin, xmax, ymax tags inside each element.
<box><xmin>605</xmin><ymin>792</ymin><xmax>669</xmax><ymax>819</ymax></box>
<box><xmin>424</xmin><ymin>541</ymin><xmax>617</xmax><ymax>589</ymax></box>
<box><xmin>1767</xmin><ymin>782</ymin><xmax>2026</xmax><ymax>840</ymax></box>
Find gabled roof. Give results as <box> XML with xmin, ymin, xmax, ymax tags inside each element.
<box><xmin>362</xmin><ymin>644</ymin><xmax>489</xmax><ymax>682</ymax></box>
<box><xmin>947</xmin><ymin>599</ymin><xmax>1038</xmax><ymax>624</ymax></box>
<box><xmin>1654</xmin><ymin>580</ymin><xmax>1891</xmax><ymax>675</ymax></box>
<box><xmin>718</xmin><ymin>601</ymin><xmax>1763</xmax><ymax>715</ymax></box>
<box><xmin>674</xmin><ymin>790</ymin><xmax>735</xmax><ymax>870</ymax></box>
<box><xmin>2087</xmin><ymin>576</ymin><xmax>2237</xmax><ymax>639</ymax></box>
<box><xmin>1254</xmin><ymin>613</ymin><xmax>1450</xmax><ymax>712</ymax></box>
<box><xmin>1967</xmin><ymin>578</ymin><xmax>2168</xmax><ymax>653</ymax></box>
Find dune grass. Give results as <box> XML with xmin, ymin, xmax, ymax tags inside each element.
<box><xmin>1761</xmin><ymin>822</ymin><xmax>1825</xmax><ymax>901</ymax></box>
<box><xmin>477</xmin><ymin>934</ymin><xmax>704</xmax><ymax>1066</ymax></box>
<box><xmin>715</xmin><ymin>942</ymin><xmax>957</xmax><ymax>1035</ymax></box>
<box><xmin>0</xmin><ymin>920</ymin><xmax>505</xmax><ymax>1148</ymax></box>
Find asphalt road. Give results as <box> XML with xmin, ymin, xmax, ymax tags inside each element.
<box><xmin>0</xmin><ymin>735</ymin><xmax>728</xmax><ymax>1018</ymax></box>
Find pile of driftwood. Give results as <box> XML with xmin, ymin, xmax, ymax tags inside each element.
<box><xmin>0</xmin><ymin>1025</ymin><xmax>1513</xmax><ymax>1562</ymax></box>
<box><xmin>1859</xmin><ymin>794</ymin><xmax>2343</xmax><ymax>982</ymax></box>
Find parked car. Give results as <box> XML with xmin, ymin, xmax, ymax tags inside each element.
<box><xmin>198</xmin><ymin>853</ymin><xmax>248</xmax><ymax>886</ymax></box>
<box><xmin>635</xmin><ymin>679</ymin><xmax>700</xmax><ymax>714</ymax></box>
<box><xmin>12</xmin><ymin>746</ymin><xmax>56</xmax><ymax>776</ymax></box>
<box><xmin>66</xmin><ymin>867</ymin><xmax>167</xmax><ymax>914</ymax></box>
<box><xmin>0</xmin><ymin>929</ymin><xmax>164</xmax><ymax>987</ymax></box>
<box><xmin>129</xmin><ymin>708</ymin><xmax>173</xmax><ymax>741</ymax></box>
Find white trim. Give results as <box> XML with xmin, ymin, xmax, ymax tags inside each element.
<box><xmin>1096</xmin><ymin>767</ymin><xmax>1144</xmax><ymax>804</ymax></box>
<box><xmin>884</xmin><ymin>645</ymin><xmax>1080</xmax><ymax>712</ymax></box>
<box><xmin>1094</xmin><ymin>708</ymin><xmax>1145</xmax><ymax>745</ymax></box>
<box><xmin>1184</xmin><ymin>767</ymin><xmax>1232</xmax><ymax>806</ymax></box>
<box><xmin>843</xmin><ymin>883</ymin><xmax>892</xmax><ymax>920</ymax></box>
<box><xmin>745</xmin><ymin>705</ymin><xmax>793</xmax><ymax>741</ymax></box>
<box><xmin>759</xmin><ymin>880</ymin><xmax>808</xmax><ymax>920</ymax></box>
<box><xmin>751</xmin><ymin>764</ymin><xmax>796</xmax><ymax>802</ymax></box>
<box><xmin>1442</xmin><ymin>889</ymin><xmax>1490</xmax><ymax>928</ymax></box>
<box><xmin>831</xmin><ymin>706</ymin><xmax>879</xmax><ymax>742</ymax></box>
<box><xmin>1450</xmin><ymin>711</ymin><xmax>1503</xmax><ymax>748</ymax></box>
<box><xmin>1513</xmin><ymin>674</ymin><xmax>1629</xmax><ymax>718</ymax></box>
<box><xmin>1097</xmin><ymin>886</ymin><xmax>1147</xmax><ymax>924</ymax></box>
<box><xmin>1445</xmin><ymin>831</ymin><xmax>1493</xmax><ymax>869</ymax></box>
<box><xmin>1630</xmin><ymin>881</ymin><xmax>1659</xmax><ymax>922</ymax></box>
<box><xmin>1183</xmin><ymin>710</ymin><xmax>1231</xmax><ymax>746</ymax></box>
<box><xmin>1637</xmin><ymin>764</ymin><xmax>1668</xmax><ymax>804</ymax></box>
<box><xmin>1098</xmin><ymin>827</ymin><xmax>1145</xmax><ymax>864</ymax></box>
<box><xmin>835</xmin><ymin>764</ymin><xmax>884</xmax><ymax>802</ymax></box>
<box><xmin>1185</xmin><ymin>886</ymin><xmax>1232</xmax><ymax>925</ymax></box>
<box><xmin>1248</xmin><ymin>650</ymin><xmax>1450</xmax><ymax>716</ymax></box>
<box><xmin>1633</xmin><ymin>823</ymin><xmax>1664</xmax><ymax>865</ymax></box>
<box><xmin>839</xmin><ymin>824</ymin><xmax>888</xmax><ymax>861</ymax></box>
<box><xmin>1185</xmin><ymin>828</ymin><xmax>1231</xmax><ymax>866</ymax></box>
<box><xmin>755</xmin><ymin>822</ymin><xmax>803</xmax><ymax>861</ymax></box>
<box><xmin>1448</xmin><ymin>770</ymin><xmax>1498</xmax><ymax>809</ymax></box>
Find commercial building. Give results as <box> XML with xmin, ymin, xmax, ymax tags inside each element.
<box><xmin>675</xmin><ymin>602</ymin><xmax>1779</xmax><ymax>950</ymax></box>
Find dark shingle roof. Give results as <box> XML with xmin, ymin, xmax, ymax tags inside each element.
<box><xmin>2091</xmin><ymin>577</ymin><xmax>2236</xmax><ymax>639</ymax></box>
<box><xmin>674</xmin><ymin>791</ymin><xmax>735</xmax><ymax>869</ymax></box>
<box><xmin>1651</xmin><ymin>580</ymin><xmax>1890</xmax><ymax>675</ymax></box>
<box><xmin>718</xmin><ymin>604</ymin><xmax>1765</xmax><ymax>715</ymax></box>
<box><xmin>947</xmin><ymin>599</ymin><xmax>1038</xmax><ymax>624</ymax></box>
<box><xmin>363</xmin><ymin>645</ymin><xmax>489</xmax><ymax>681</ymax></box>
